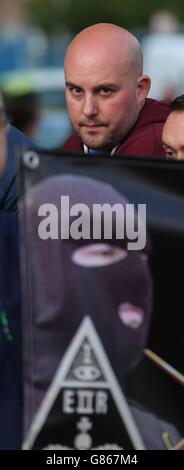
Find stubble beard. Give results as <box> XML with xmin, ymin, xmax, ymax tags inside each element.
<box><xmin>74</xmin><ymin>106</ymin><xmax>140</xmax><ymax>149</ymax></box>
<box><xmin>75</xmin><ymin>124</ymin><xmax>118</xmax><ymax>150</ymax></box>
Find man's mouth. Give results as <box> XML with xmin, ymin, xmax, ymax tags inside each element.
<box><xmin>79</xmin><ymin>122</ymin><xmax>106</xmax><ymax>128</ymax></box>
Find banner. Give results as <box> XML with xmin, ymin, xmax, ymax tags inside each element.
<box><xmin>19</xmin><ymin>151</ymin><xmax>184</xmax><ymax>451</ymax></box>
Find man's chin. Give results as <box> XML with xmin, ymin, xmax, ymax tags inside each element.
<box><xmin>79</xmin><ymin>132</ymin><xmax>107</xmax><ymax>149</ymax></box>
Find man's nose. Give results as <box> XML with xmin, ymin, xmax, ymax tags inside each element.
<box><xmin>82</xmin><ymin>95</ymin><xmax>98</xmax><ymax>117</ymax></box>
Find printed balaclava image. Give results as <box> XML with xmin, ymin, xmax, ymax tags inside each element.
<box><xmin>20</xmin><ymin>174</ymin><xmax>152</xmax><ymax>441</ymax></box>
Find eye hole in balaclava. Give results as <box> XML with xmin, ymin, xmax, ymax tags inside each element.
<box><xmin>71</xmin><ymin>243</ymin><xmax>128</xmax><ymax>267</ymax></box>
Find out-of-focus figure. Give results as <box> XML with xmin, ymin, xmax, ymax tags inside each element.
<box><xmin>0</xmin><ymin>68</ymin><xmax>71</xmax><ymax>149</ymax></box>
<box><xmin>142</xmin><ymin>10</ymin><xmax>184</xmax><ymax>101</ymax></box>
<box><xmin>0</xmin><ymin>0</ymin><xmax>48</xmax><ymax>72</ymax></box>
<box><xmin>4</xmin><ymin>92</ymin><xmax>41</xmax><ymax>140</ymax></box>
<box><xmin>0</xmin><ymin>90</ymin><xmax>35</xmax><ymax>211</ymax></box>
<box><xmin>148</xmin><ymin>9</ymin><xmax>179</xmax><ymax>34</ymax></box>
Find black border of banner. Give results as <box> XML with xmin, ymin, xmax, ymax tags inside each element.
<box><xmin>0</xmin><ymin>450</ymin><xmax>183</xmax><ymax>467</ymax></box>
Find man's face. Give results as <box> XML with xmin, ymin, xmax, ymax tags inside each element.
<box><xmin>64</xmin><ymin>55</ymin><xmax>141</xmax><ymax>150</ymax></box>
<box><xmin>0</xmin><ymin>95</ymin><xmax>7</xmax><ymax>176</ymax></box>
<box><xmin>162</xmin><ymin>111</ymin><xmax>184</xmax><ymax>160</ymax></box>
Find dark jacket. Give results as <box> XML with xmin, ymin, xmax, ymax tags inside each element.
<box><xmin>63</xmin><ymin>98</ymin><xmax>170</xmax><ymax>157</ymax></box>
<box><xmin>0</xmin><ymin>125</ymin><xmax>34</xmax><ymax>211</ymax></box>
<box><xmin>0</xmin><ymin>213</ymin><xmax>22</xmax><ymax>449</ymax></box>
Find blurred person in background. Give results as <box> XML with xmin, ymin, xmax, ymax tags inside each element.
<box><xmin>162</xmin><ymin>95</ymin><xmax>184</xmax><ymax>160</ymax></box>
<box><xmin>63</xmin><ymin>23</ymin><xmax>169</xmax><ymax>157</ymax></box>
<box><xmin>0</xmin><ymin>0</ymin><xmax>48</xmax><ymax>72</ymax></box>
<box><xmin>4</xmin><ymin>91</ymin><xmax>41</xmax><ymax>139</ymax></box>
<box><xmin>0</xmin><ymin>92</ymin><xmax>35</xmax><ymax>211</ymax></box>
<box><xmin>142</xmin><ymin>10</ymin><xmax>184</xmax><ymax>101</ymax></box>
<box><xmin>148</xmin><ymin>9</ymin><xmax>179</xmax><ymax>34</ymax></box>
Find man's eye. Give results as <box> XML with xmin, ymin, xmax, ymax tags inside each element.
<box><xmin>71</xmin><ymin>87</ymin><xmax>83</xmax><ymax>96</ymax></box>
<box><xmin>166</xmin><ymin>150</ymin><xmax>175</xmax><ymax>158</ymax></box>
<box><xmin>99</xmin><ymin>88</ymin><xmax>112</xmax><ymax>96</ymax></box>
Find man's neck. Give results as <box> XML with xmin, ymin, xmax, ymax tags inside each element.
<box><xmin>84</xmin><ymin>144</ymin><xmax>118</xmax><ymax>155</ymax></box>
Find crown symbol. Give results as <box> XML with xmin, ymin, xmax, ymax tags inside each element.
<box><xmin>73</xmin><ymin>340</ymin><xmax>101</xmax><ymax>381</ymax></box>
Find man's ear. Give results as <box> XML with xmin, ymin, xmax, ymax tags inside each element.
<box><xmin>136</xmin><ymin>74</ymin><xmax>151</xmax><ymax>104</ymax></box>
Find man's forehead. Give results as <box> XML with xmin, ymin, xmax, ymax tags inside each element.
<box><xmin>65</xmin><ymin>37</ymin><xmax>131</xmax><ymax>70</ymax></box>
<box><xmin>65</xmin><ymin>51</ymin><xmax>130</xmax><ymax>84</ymax></box>
<box><xmin>162</xmin><ymin>111</ymin><xmax>184</xmax><ymax>148</ymax></box>
<box><xmin>164</xmin><ymin>111</ymin><xmax>184</xmax><ymax>133</ymax></box>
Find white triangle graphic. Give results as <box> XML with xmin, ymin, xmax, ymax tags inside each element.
<box><xmin>23</xmin><ymin>316</ymin><xmax>145</xmax><ymax>450</ymax></box>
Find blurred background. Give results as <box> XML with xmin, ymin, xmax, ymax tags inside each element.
<box><xmin>1</xmin><ymin>0</ymin><xmax>184</xmax><ymax>148</ymax></box>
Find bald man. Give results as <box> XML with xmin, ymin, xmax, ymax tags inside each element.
<box><xmin>63</xmin><ymin>23</ymin><xmax>169</xmax><ymax>157</ymax></box>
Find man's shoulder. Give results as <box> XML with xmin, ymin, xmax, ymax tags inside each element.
<box><xmin>142</xmin><ymin>98</ymin><xmax>170</xmax><ymax>122</ymax></box>
<box><xmin>63</xmin><ymin>133</ymin><xmax>83</xmax><ymax>151</ymax></box>
<box><xmin>131</xmin><ymin>98</ymin><xmax>170</xmax><ymax>135</ymax></box>
<box><xmin>7</xmin><ymin>125</ymin><xmax>35</xmax><ymax>164</ymax></box>
<box><xmin>116</xmin><ymin>98</ymin><xmax>170</xmax><ymax>157</ymax></box>
<box><xmin>7</xmin><ymin>125</ymin><xmax>34</xmax><ymax>148</ymax></box>
<box><xmin>130</xmin><ymin>97</ymin><xmax>170</xmax><ymax>133</ymax></box>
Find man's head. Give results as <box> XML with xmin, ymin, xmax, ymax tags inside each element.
<box><xmin>0</xmin><ymin>93</ymin><xmax>7</xmax><ymax>176</ymax></box>
<box><xmin>64</xmin><ymin>23</ymin><xmax>151</xmax><ymax>150</ymax></box>
<box><xmin>162</xmin><ymin>95</ymin><xmax>184</xmax><ymax>160</ymax></box>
